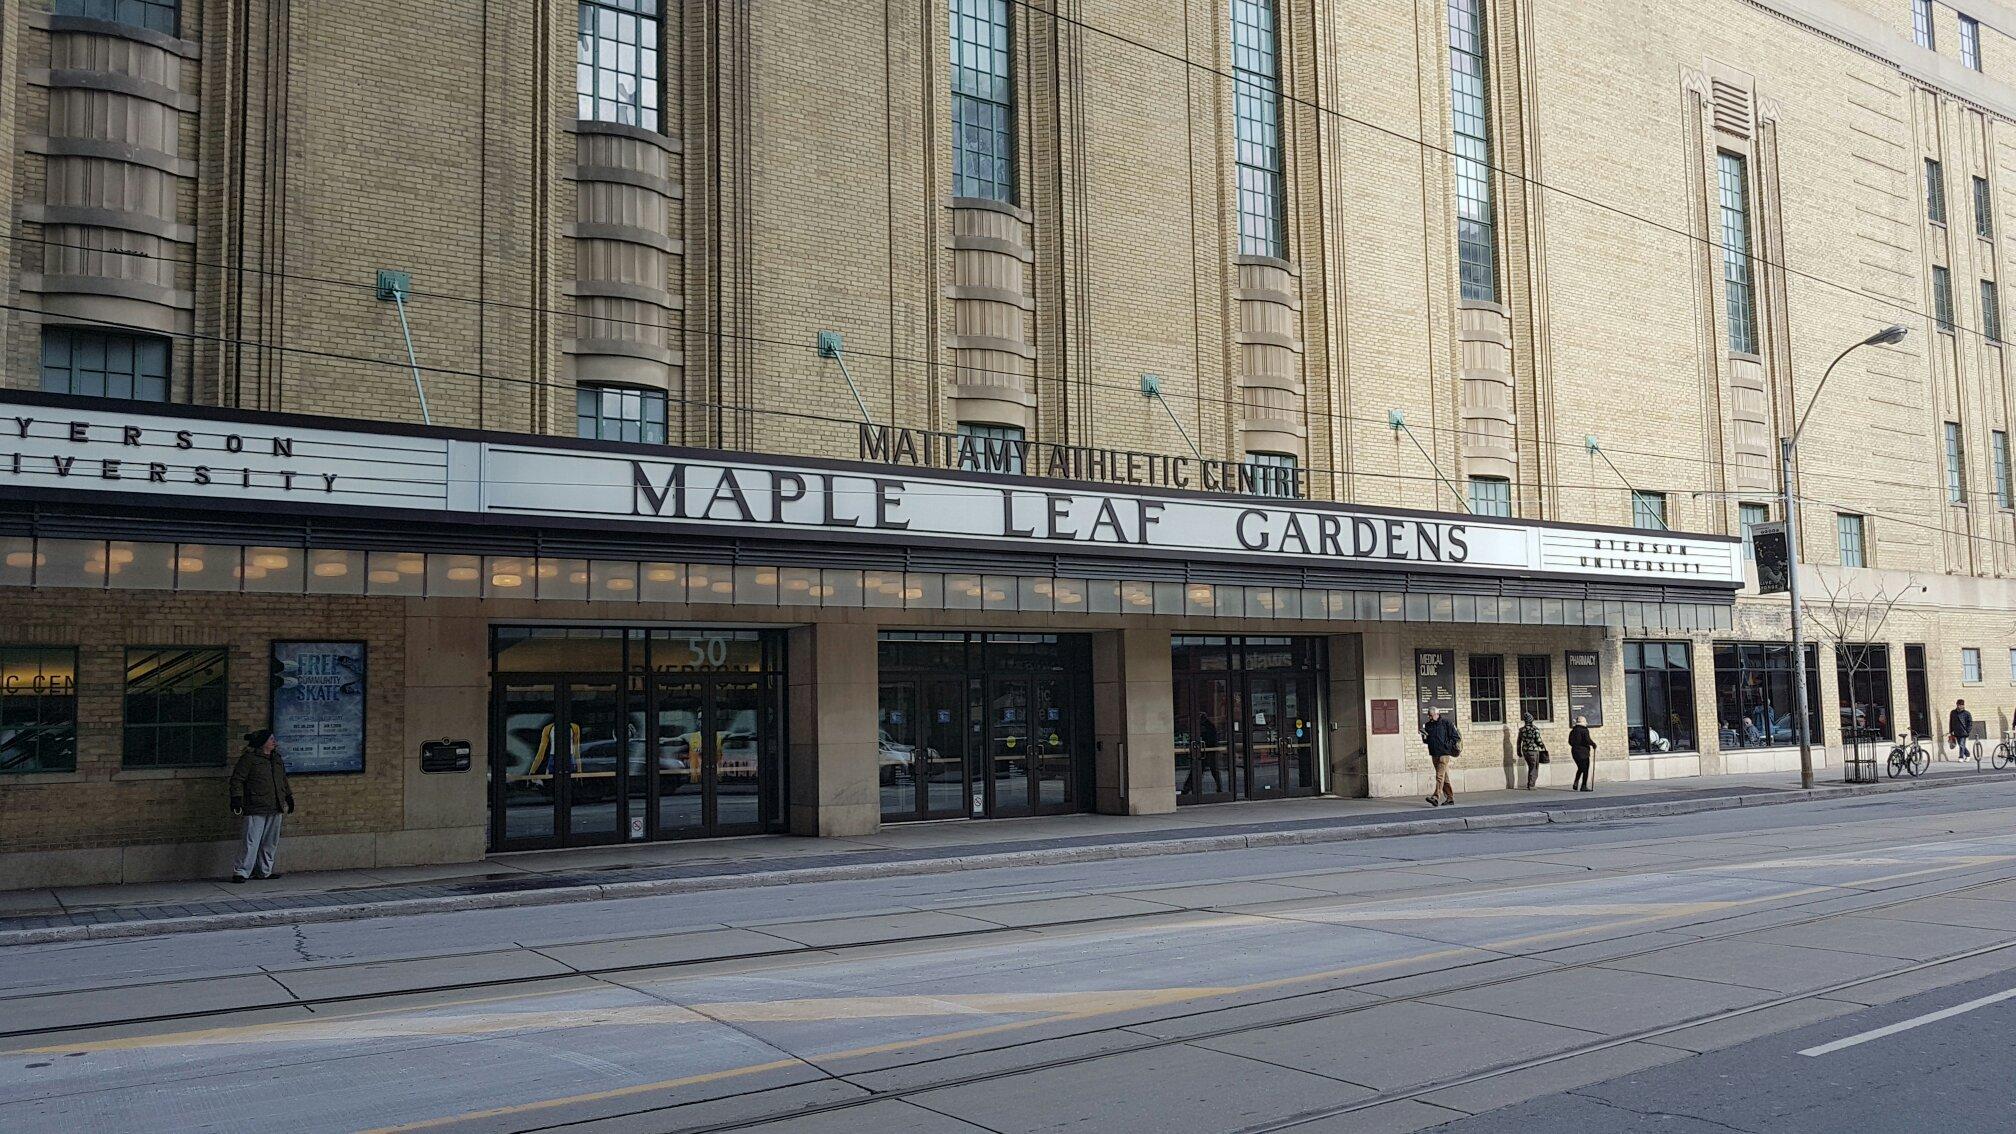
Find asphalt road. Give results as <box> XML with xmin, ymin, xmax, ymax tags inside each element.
<box><xmin>8</xmin><ymin>785</ymin><xmax>2016</xmax><ymax>1132</ymax></box>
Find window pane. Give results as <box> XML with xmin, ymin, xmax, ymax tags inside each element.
<box><xmin>957</xmin><ymin>422</ymin><xmax>1026</xmax><ymax>474</ymax></box>
<box><xmin>576</xmin><ymin>383</ymin><xmax>667</xmax><ymax>443</ymax></box>
<box><xmin>1243</xmin><ymin>451</ymin><xmax>1300</xmax><ymax>498</ymax></box>
<box><xmin>1926</xmin><ymin>159</ymin><xmax>1947</xmax><ymax>224</ymax></box>
<box><xmin>950</xmin><ymin>0</ymin><xmax>1017</xmax><ymax>202</ymax></box>
<box><xmin>39</xmin><ymin>327</ymin><xmax>172</xmax><ymax>402</ymax></box>
<box><xmin>1627</xmin><ymin>640</ymin><xmax>1696</xmax><ymax>754</ymax></box>
<box><xmin>1448</xmin><ymin>0</ymin><xmax>1496</xmax><ymax>300</ymax></box>
<box><xmin>1468</xmin><ymin>654</ymin><xmax>1504</xmax><ymax>724</ymax></box>
<box><xmin>1232</xmin><ymin>0</ymin><xmax>1287</xmax><ymax>258</ymax></box>
<box><xmin>0</xmin><ymin>647</ymin><xmax>79</xmax><ymax>774</ymax></box>
<box><xmin>1718</xmin><ymin>152</ymin><xmax>1758</xmax><ymax>353</ymax></box>
<box><xmin>1468</xmin><ymin>476</ymin><xmax>1511</xmax><ymax>517</ymax></box>
<box><xmin>576</xmin><ymin>1</ymin><xmax>662</xmax><ymax>130</ymax></box>
<box><xmin>123</xmin><ymin>647</ymin><xmax>229</xmax><ymax>768</ymax></box>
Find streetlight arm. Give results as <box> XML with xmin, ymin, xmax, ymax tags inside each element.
<box><xmin>1789</xmin><ymin>339</ymin><xmax>1864</xmax><ymax>448</ymax></box>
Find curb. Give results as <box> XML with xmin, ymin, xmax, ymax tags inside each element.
<box><xmin>1</xmin><ymin>769</ymin><xmax>2000</xmax><ymax>947</ymax></box>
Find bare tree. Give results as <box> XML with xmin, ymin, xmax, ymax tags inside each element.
<box><xmin>1802</xmin><ymin>569</ymin><xmax>1923</xmax><ymax>750</ymax></box>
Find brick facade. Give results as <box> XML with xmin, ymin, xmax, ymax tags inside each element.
<box><xmin>9</xmin><ymin>1</ymin><xmax>2016</xmax><ymax>883</ymax></box>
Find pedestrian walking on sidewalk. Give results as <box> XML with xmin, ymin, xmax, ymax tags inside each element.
<box><xmin>1516</xmin><ymin>713</ymin><xmax>1547</xmax><ymax>790</ymax></box>
<box><xmin>229</xmin><ymin>729</ymin><xmax>294</xmax><ymax>883</ymax></box>
<box><xmin>1421</xmin><ymin>707</ymin><xmax>1461</xmax><ymax>807</ymax></box>
<box><xmin>1568</xmin><ymin>715</ymin><xmax>1596</xmax><ymax>792</ymax></box>
<box><xmin>1949</xmin><ymin>699</ymin><xmax>1975</xmax><ymax>760</ymax></box>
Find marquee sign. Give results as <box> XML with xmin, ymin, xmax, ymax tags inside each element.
<box><xmin>0</xmin><ymin>396</ymin><xmax>1743</xmax><ymax>586</ymax></box>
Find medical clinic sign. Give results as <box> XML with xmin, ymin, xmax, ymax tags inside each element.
<box><xmin>0</xmin><ymin>398</ymin><xmax>1741</xmax><ymax>584</ymax></box>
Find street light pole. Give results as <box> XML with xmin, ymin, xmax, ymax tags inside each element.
<box><xmin>1782</xmin><ymin>323</ymin><xmax>1908</xmax><ymax>789</ymax></box>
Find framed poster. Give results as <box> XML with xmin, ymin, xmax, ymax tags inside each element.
<box><xmin>1565</xmin><ymin>649</ymin><xmax>1605</xmax><ymax>727</ymax></box>
<box><xmin>1415</xmin><ymin>649</ymin><xmax>1458</xmax><ymax>727</ymax></box>
<box><xmin>271</xmin><ymin>640</ymin><xmax>367</xmax><ymax>775</ymax></box>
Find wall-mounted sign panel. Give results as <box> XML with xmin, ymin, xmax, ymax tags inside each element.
<box><xmin>0</xmin><ymin>394</ymin><xmax>1743</xmax><ymax>588</ymax></box>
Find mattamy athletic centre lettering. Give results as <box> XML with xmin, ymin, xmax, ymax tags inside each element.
<box><xmin>0</xmin><ymin>392</ymin><xmax>1742</xmax><ymax>585</ymax></box>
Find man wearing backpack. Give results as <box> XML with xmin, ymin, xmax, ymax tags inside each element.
<box><xmin>1421</xmin><ymin>707</ymin><xmax>1461</xmax><ymax>807</ymax></box>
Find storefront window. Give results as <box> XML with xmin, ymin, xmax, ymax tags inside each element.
<box><xmin>1712</xmin><ymin>643</ymin><xmax>1820</xmax><ymax>749</ymax></box>
<box><xmin>1625</xmin><ymin>641</ymin><xmax>1696</xmax><ymax>754</ymax></box>
<box><xmin>1</xmin><ymin>647</ymin><xmax>78</xmax><ymax>774</ymax></box>
<box><xmin>1836</xmin><ymin>643</ymin><xmax>1893</xmax><ymax>744</ymax></box>
<box><xmin>123</xmin><ymin>647</ymin><xmax>229</xmax><ymax>768</ymax></box>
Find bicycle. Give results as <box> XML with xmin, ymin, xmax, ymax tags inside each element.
<box><xmin>1888</xmin><ymin>733</ymin><xmax>1929</xmax><ymax>778</ymax></box>
<box><xmin>1993</xmin><ymin>736</ymin><xmax>2016</xmax><ymax>771</ymax></box>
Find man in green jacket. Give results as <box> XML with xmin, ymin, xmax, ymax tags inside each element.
<box><xmin>229</xmin><ymin>728</ymin><xmax>294</xmax><ymax>883</ymax></box>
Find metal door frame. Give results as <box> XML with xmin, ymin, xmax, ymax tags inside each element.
<box><xmin>490</xmin><ymin>675</ymin><xmax>631</xmax><ymax>852</ymax></box>
<box><xmin>646</xmin><ymin>672</ymin><xmax>776</xmax><ymax>840</ymax></box>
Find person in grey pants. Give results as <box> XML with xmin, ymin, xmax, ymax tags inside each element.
<box><xmin>229</xmin><ymin>729</ymin><xmax>294</xmax><ymax>882</ymax></box>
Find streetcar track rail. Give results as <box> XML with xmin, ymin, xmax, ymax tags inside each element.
<box><xmin>3</xmin><ymin>819</ymin><xmax>2008</xmax><ymax>1047</ymax></box>
<box><xmin>388</xmin><ymin>858</ymin><xmax>2016</xmax><ymax>1133</ymax></box>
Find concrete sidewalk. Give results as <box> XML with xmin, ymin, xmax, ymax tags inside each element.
<box><xmin>1</xmin><ymin>761</ymin><xmax>2005</xmax><ymax>945</ymax></box>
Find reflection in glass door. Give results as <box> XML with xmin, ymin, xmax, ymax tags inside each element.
<box><xmin>1172</xmin><ymin>637</ymin><xmax>1326</xmax><ymax>807</ymax></box>
<box><xmin>492</xmin><ymin>679</ymin><xmax>627</xmax><ymax>849</ymax></box>
<box><xmin>989</xmin><ymin>679</ymin><xmax>1033</xmax><ymax>817</ymax></box>
<box><xmin>1175</xmin><ymin>675</ymin><xmax>1235</xmax><ymax>804</ymax></box>
<box><xmin>1247</xmin><ymin>678</ymin><xmax>1285</xmax><ymax>799</ymax></box>
<box><xmin>713</xmin><ymin>679</ymin><xmax>764</xmax><ymax>832</ymax></box>
<box><xmin>565</xmin><ymin>682</ymin><xmax>624</xmax><ymax>843</ymax></box>
<box><xmin>880</xmin><ymin>678</ymin><xmax>972</xmax><ymax>822</ymax></box>
<box><xmin>654</xmin><ymin>680</ymin><xmax>706</xmax><ymax>838</ymax></box>
<box><xmin>496</xmin><ymin>682</ymin><xmax>559</xmax><ymax>846</ymax></box>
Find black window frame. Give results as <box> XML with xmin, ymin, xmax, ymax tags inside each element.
<box><xmin>1516</xmin><ymin>654</ymin><xmax>1552</xmax><ymax>722</ymax></box>
<box><xmin>1231</xmin><ymin>0</ymin><xmax>1288</xmax><ymax>259</ymax></box>
<box><xmin>1468</xmin><ymin>654</ymin><xmax>1505</xmax><ymax>725</ymax></box>
<box><xmin>1468</xmin><ymin>475</ymin><xmax>1512</xmax><ymax>518</ymax></box>
<box><xmin>1712</xmin><ymin>642</ymin><xmax>1822</xmax><ymax>751</ymax></box>
<box><xmin>53</xmin><ymin>0</ymin><xmax>179</xmax><ymax>35</ymax></box>
<box><xmin>576</xmin><ymin>0</ymin><xmax>663</xmax><ymax>133</ymax></box>
<box><xmin>0</xmin><ymin>646</ymin><xmax>79</xmax><ymax>775</ymax></box>
<box><xmin>1625</xmin><ymin>640</ymin><xmax>1697</xmax><ymax>755</ymax></box>
<box><xmin>575</xmin><ymin>382</ymin><xmax>668</xmax><ymax>444</ymax></box>
<box><xmin>957</xmin><ymin>422</ymin><xmax>1026</xmax><ymax>474</ymax></box>
<box><xmin>1934</xmin><ymin>265</ymin><xmax>1956</xmax><ymax>332</ymax></box>
<box><xmin>950</xmin><ymin>0</ymin><xmax>1017</xmax><ymax>203</ymax></box>
<box><xmin>1927</xmin><ymin>158</ymin><xmax>1949</xmax><ymax>224</ymax></box>
<box><xmin>1448</xmin><ymin>0</ymin><xmax>1498</xmax><ymax>301</ymax></box>
<box><xmin>1985</xmin><ymin>278</ymin><xmax>2004</xmax><ymax>343</ymax></box>
<box><xmin>41</xmin><ymin>326</ymin><xmax>171</xmax><ymax>402</ymax></box>
<box><xmin>1834</xmin><ymin>642</ymin><xmax>1894</xmax><ymax>744</ymax></box>
<box><xmin>123</xmin><ymin>646</ymin><xmax>230</xmax><ymax>770</ymax></box>
<box><xmin>1962</xmin><ymin>13</ymin><xmax>1983</xmax><ymax>71</ymax></box>
<box><xmin>1976</xmin><ymin>175</ymin><xmax>1995</xmax><ymax>238</ymax></box>
<box><xmin>1915</xmin><ymin>0</ymin><xmax>1935</xmax><ymax>48</ymax></box>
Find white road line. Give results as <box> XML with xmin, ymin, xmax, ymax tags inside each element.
<box><xmin>1799</xmin><ymin>986</ymin><xmax>2016</xmax><ymax>1057</ymax></box>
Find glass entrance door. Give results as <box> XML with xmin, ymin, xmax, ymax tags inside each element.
<box><xmin>880</xmin><ymin>676</ymin><xmax>972</xmax><ymax>822</ymax></box>
<box><xmin>492</xmin><ymin>679</ymin><xmax>628</xmax><ymax>850</ymax></box>
<box><xmin>1175</xmin><ymin>675</ymin><xmax>1235</xmax><ymax>804</ymax></box>
<box><xmin>650</xmin><ymin>676</ymin><xmax>771</xmax><ymax>839</ymax></box>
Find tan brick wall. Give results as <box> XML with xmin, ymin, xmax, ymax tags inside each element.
<box><xmin>0</xmin><ymin>591</ymin><xmax>406</xmax><ymax>855</ymax></box>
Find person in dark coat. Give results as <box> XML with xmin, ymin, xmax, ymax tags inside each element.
<box><xmin>229</xmin><ymin>728</ymin><xmax>294</xmax><ymax>882</ymax></box>
<box><xmin>1949</xmin><ymin>699</ymin><xmax>1975</xmax><ymax>757</ymax></box>
<box><xmin>1516</xmin><ymin>713</ymin><xmax>1546</xmax><ymax>790</ymax></box>
<box><xmin>1568</xmin><ymin>715</ymin><xmax>1597</xmax><ymax>792</ymax></box>
<box><xmin>1421</xmin><ymin>707</ymin><xmax>1461</xmax><ymax>807</ymax></box>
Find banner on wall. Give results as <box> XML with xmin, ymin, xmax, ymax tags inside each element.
<box><xmin>1415</xmin><ymin>649</ymin><xmax>1458</xmax><ymax>727</ymax></box>
<box><xmin>271</xmin><ymin>641</ymin><xmax>367</xmax><ymax>774</ymax></box>
<box><xmin>1565</xmin><ymin>650</ymin><xmax>1604</xmax><ymax>727</ymax></box>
